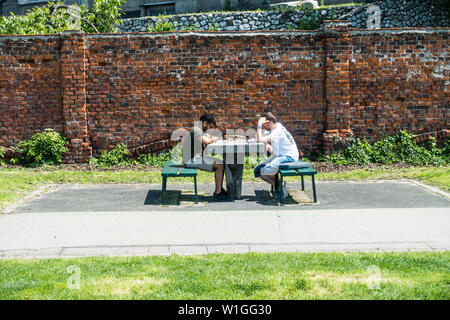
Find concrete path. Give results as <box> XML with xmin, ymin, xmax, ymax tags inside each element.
<box><xmin>0</xmin><ymin>181</ymin><xmax>449</xmax><ymax>259</ymax></box>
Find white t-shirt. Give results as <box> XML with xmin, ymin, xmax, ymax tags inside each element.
<box><xmin>266</xmin><ymin>123</ymin><xmax>299</xmax><ymax>160</ymax></box>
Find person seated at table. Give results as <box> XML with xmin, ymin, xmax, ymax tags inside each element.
<box><xmin>183</xmin><ymin>113</ymin><xmax>228</xmax><ymax>201</ymax></box>
<box><xmin>254</xmin><ymin>112</ymin><xmax>299</xmax><ymax>199</ymax></box>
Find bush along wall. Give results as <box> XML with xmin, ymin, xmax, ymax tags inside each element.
<box><xmin>321</xmin><ymin>131</ymin><xmax>449</xmax><ymax>166</ymax></box>
<box><xmin>14</xmin><ymin>129</ymin><xmax>68</xmax><ymax>167</ymax></box>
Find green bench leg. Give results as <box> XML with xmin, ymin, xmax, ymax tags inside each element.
<box><xmin>312</xmin><ymin>174</ymin><xmax>317</xmax><ymax>203</ymax></box>
<box><xmin>279</xmin><ymin>173</ymin><xmax>284</xmax><ymax>205</ymax></box>
<box><xmin>301</xmin><ymin>175</ymin><xmax>305</xmax><ymax>191</ymax></box>
<box><xmin>194</xmin><ymin>176</ymin><xmax>198</xmax><ymax>204</ymax></box>
<box><xmin>161</xmin><ymin>176</ymin><xmax>167</xmax><ymax>203</ymax></box>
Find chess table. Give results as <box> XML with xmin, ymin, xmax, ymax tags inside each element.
<box><xmin>205</xmin><ymin>139</ymin><xmax>266</xmax><ymax>200</ymax></box>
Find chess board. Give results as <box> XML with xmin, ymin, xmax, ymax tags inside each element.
<box><xmin>205</xmin><ymin>136</ymin><xmax>265</xmax><ymax>156</ymax></box>
<box><xmin>204</xmin><ymin>136</ymin><xmax>266</xmax><ymax>200</ymax></box>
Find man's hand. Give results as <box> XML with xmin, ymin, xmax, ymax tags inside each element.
<box><xmin>202</xmin><ymin>134</ymin><xmax>219</xmax><ymax>145</ymax></box>
<box><xmin>266</xmin><ymin>144</ymin><xmax>273</xmax><ymax>154</ymax></box>
<box><xmin>258</xmin><ymin>117</ymin><xmax>267</xmax><ymax>127</ymax></box>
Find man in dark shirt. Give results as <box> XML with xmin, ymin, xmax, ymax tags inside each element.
<box><xmin>183</xmin><ymin>113</ymin><xmax>227</xmax><ymax>200</ymax></box>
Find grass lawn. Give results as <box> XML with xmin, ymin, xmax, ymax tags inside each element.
<box><xmin>0</xmin><ymin>252</ymin><xmax>448</xmax><ymax>300</ymax></box>
<box><xmin>0</xmin><ymin>165</ymin><xmax>448</xmax><ymax>212</ymax></box>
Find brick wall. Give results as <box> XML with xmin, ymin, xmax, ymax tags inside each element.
<box><xmin>0</xmin><ymin>25</ymin><xmax>448</xmax><ymax>162</ymax></box>
<box><xmin>85</xmin><ymin>32</ymin><xmax>326</xmax><ymax>157</ymax></box>
<box><xmin>0</xmin><ymin>35</ymin><xmax>63</xmax><ymax>148</ymax></box>
<box><xmin>349</xmin><ymin>29</ymin><xmax>449</xmax><ymax>142</ymax></box>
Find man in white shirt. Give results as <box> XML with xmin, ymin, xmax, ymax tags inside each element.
<box><xmin>255</xmin><ymin>112</ymin><xmax>299</xmax><ymax>199</ymax></box>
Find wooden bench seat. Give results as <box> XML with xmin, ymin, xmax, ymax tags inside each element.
<box><xmin>278</xmin><ymin>167</ymin><xmax>318</xmax><ymax>203</ymax></box>
<box><xmin>161</xmin><ymin>161</ymin><xmax>198</xmax><ymax>204</ymax></box>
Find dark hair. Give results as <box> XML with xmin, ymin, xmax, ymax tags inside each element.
<box><xmin>200</xmin><ymin>113</ymin><xmax>216</xmax><ymax>126</ymax></box>
<box><xmin>264</xmin><ymin>112</ymin><xmax>277</xmax><ymax>123</ymax></box>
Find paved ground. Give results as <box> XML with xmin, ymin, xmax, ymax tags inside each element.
<box><xmin>0</xmin><ymin>181</ymin><xmax>449</xmax><ymax>259</ymax></box>
<box><xmin>10</xmin><ymin>181</ymin><xmax>450</xmax><ymax>212</ymax></box>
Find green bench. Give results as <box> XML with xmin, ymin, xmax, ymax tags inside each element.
<box><xmin>161</xmin><ymin>161</ymin><xmax>198</xmax><ymax>204</ymax></box>
<box><xmin>278</xmin><ymin>166</ymin><xmax>318</xmax><ymax>204</ymax></box>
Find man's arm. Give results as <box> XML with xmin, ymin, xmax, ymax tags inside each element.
<box><xmin>202</xmin><ymin>133</ymin><xmax>219</xmax><ymax>145</ymax></box>
<box><xmin>257</xmin><ymin>117</ymin><xmax>270</xmax><ymax>143</ymax></box>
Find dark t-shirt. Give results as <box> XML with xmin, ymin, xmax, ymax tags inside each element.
<box><xmin>182</xmin><ymin>126</ymin><xmax>203</xmax><ymax>163</ymax></box>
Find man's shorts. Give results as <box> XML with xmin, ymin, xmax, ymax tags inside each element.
<box><xmin>184</xmin><ymin>156</ymin><xmax>223</xmax><ymax>172</ymax></box>
<box><xmin>254</xmin><ymin>155</ymin><xmax>296</xmax><ymax>177</ymax></box>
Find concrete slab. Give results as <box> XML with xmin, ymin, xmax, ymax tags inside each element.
<box><xmin>0</xmin><ymin>181</ymin><xmax>448</xmax><ymax>259</ymax></box>
<box><xmin>170</xmin><ymin>245</ymin><xmax>208</xmax><ymax>255</ymax></box>
<box><xmin>61</xmin><ymin>246</ymin><xmax>150</xmax><ymax>258</ymax></box>
<box><xmin>0</xmin><ymin>208</ymin><xmax>448</xmax><ymax>259</ymax></box>
<box><xmin>9</xmin><ymin>181</ymin><xmax>450</xmax><ymax>213</ymax></box>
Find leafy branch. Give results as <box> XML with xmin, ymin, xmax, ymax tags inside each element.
<box><xmin>0</xmin><ymin>0</ymin><xmax>125</xmax><ymax>35</ymax></box>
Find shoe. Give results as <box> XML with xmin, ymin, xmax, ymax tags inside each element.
<box><xmin>271</xmin><ymin>185</ymin><xmax>280</xmax><ymax>199</ymax></box>
<box><xmin>272</xmin><ymin>191</ymin><xmax>281</xmax><ymax>200</ymax></box>
<box><xmin>281</xmin><ymin>182</ymin><xmax>289</xmax><ymax>199</ymax></box>
<box><xmin>220</xmin><ymin>188</ymin><xmax>228</xmax><ymax>196</ymax></box>
<box><xmin>213</xmin><ymin>191</ymin><xmax>228</xmax><ymax>201</ymax></box>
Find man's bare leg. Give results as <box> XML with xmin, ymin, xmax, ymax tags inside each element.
<box><xmin>212</xmin><ymin>162</ymin><xmax>224</xmax><ymax>194</ymax></box>
<box><xmin>260</xmin><ymin>174</ymin><xmax>276</xmax><ymax>187</ymax></box>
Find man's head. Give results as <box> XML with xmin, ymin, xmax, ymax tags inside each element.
<box><xmin>261</xmin><ymin>112</ymin><xmax>277</xmax><ymax>130</ymax></box>
<box><xmin>200</xmin><ymin>113</ymin><xmax>216</xmax><ymax>131</ymax></box>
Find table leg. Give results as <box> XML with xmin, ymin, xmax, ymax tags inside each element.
<box><xmin>225</xmin><ymin>163</ymin><xmax>244</xmax><ymax>200</ymax></box>
<box><xmin>234</xmin><ymin>164</ymin><xmax>243</xmax><ymax>200</ymax></box>
<box><xmin>225</xmin><ymin>163</ymin><xmax>234</xmax><ymax>200</ymax></box>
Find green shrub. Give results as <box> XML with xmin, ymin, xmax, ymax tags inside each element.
<box><xmin>91</xmin><ymin>143</ymin><xmax>130</xmax><ymax>167</ymax></box>
<box><xmin>244</xmin><ymin>155</ymin><xmax>270</xmax><ymax>169</ymax></box>
<box><xmin>342</xmin><ymin>138</ymin><xmax>372</xmax><ymax>165</ymax></box>
<box><xmin>318</xmin><ymin>151</ymin><xmax>347</xmax><ymax>165</ymax></box>
<box><xmin>147</xmin><ymin>19</ymin><xmax>177</xmax><ymax>32</ymax></box>
<box><xmin>371</xmin><ymin>134</ymin><xmax>398</xmax><ymax>164</ymax></box>
<box><xmin>321</xmin><ymin>131</ymin><xmax>448</xmax><ymax>166</ymax></box>
<box><xmin>442</xmin><ymin>138</ymin><xmax>450</xmax><ymax>162</ymax></box>
<box><xmin>137</xmin><ymin>151</ymin><xmax>172</xmax><ymax>167</ymax></box>
<box><xmin>16</xmin><ymin>129</ymin><xmax>68</xmax><ymax>167</ymax></box>
<box><xmin>137</xmin><ymin>145</ymin><xmax>182</xmax><ymax>167</ymax></box>
<box><xmin>290</xmin><ymin>8</ymin><xmax>322</xmax><ymax>30</ymax></box>
<box><xmin>0</xmin><ymin>147</ymin><xmax>5</xmax><ymax>166</ymax></box>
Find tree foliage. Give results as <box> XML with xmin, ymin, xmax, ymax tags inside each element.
<box><xmin>0</xmin><ymin>0</ymin><xmax>125</xmax><ymax>35</ymax></box>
